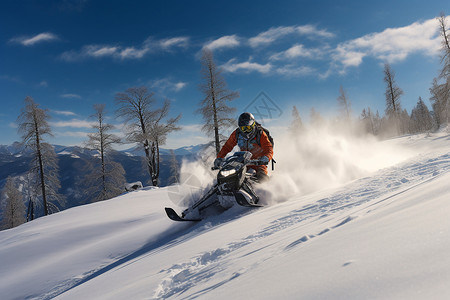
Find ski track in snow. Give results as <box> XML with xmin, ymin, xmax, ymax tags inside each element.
<box><xmin>154</xmin><ymin>150</ymin><xmax>450</xmax><ymax>299</ymax></box>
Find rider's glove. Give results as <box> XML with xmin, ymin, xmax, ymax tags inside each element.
<box><xmin>214</xmin><ymin>157</ymin><xmax>224</xmax><ymax>169</ymax></box>
<box><xmin>259</xmin><ymin>156</ymin><xmax>270</xmax><ymax>165</ymax></box>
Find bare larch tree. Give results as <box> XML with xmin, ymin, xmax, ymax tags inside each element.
<box><xmin>383</xmin><ymin>63</ymin><xmax>404</xmax><ymax>135</ymax></box>
<box><xmin>168</xmin><ymin>150</ymin><xmax>180</xmax><ymax>185</ymax></box>
<box><xmin>198</xmin><ymin>48</ymin><xmax>239</xmax><ymax>155</ymax></box>
<box><xmin>361</xmin><ymin>107</ymin><xmax>381</xmax><ymax>135</ymax></box>
<box><xmin>115</xmin><ymin>87</ymin><xmax>180</xmax><ymax>186</ymax></box>
<box><xmin>430</xmin><ymin>13</ymin><xmax>450</xmax><ymax>128</ymax></box>
<box><xmin>310</xmin><ymin>107</ymin><xmax>324</xmax><ymax>127</ymax></box>
<box><xmin>337</xmin><ymin>85</ymin><xmax>352</xmax><ymax>124</ymax></box>
<box><xmin>1</xmin><ymin>176</ymin><xmax>26</xmax><ymax>229</ymax></box>
<box><xmin>17</xmin><ymin>96</ymin><xmax>64</xmax><ymax>216</ymax></box>
<box><xmin>116</xmin><ymin>87</ymin><xmax>157</xmax><ymax>185</ymax></box>
<box><xmin>438</xmin><ymin>13</ymin><xmax>450</xmax><ymax>79</ymax></box>
<box><xmin>361</xmin><ymin>108</ymin><xmax>377</xmax><ymax>135</ymax></box>
<box><xmin>289</xmin><ymin>105</ymin><xmax>304</xmax><ymax>136</ymax></box>
<box><xmin>147</xmin><ymin>99</ymin><xmax>181</xmax><ymax>184</ymax></box>
<box><xmin>84</xmin><ymin>104</ymin><xmax>126</xmax><ymax>202</ymax></box>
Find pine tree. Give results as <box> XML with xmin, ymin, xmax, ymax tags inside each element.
<box><xmin>198</xmin><ymin>48</ymin><xmax>239</xmax><ymax>155</ymax></box>
<box><xmin>399</xmin><ymin>109</ymin><xmax>410</xmax><ymax>135</ymax></box>
<box><xmin>430</xmin><ymin>78</ymin><xmax>449</xmax><ymax>128</ymax></box>
<box><xmin>84</xmin><ymin>104</ymin><xmax>126</xmax><ymax>202</ymax></box>
<box><xmin>1</xmin><ymin>176</ymin><xmax>26</xmax><ymax>229</ymax></box>
<box><xmin>410</xmin><ymin>97</ymin><xmax>433</xmax><ymax>133</ymax></box>
<box><xmin>17</xmin><ymin>96</ymin><xmax>64</xmax><ymax>216</ymax></box>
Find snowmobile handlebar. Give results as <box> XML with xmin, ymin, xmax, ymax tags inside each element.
<box><xmin>211</xmin><ymin>159</ymin><xmax>268</xmax><ymax>170</ymax></box>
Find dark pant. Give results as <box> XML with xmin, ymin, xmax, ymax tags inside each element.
<box><xmin>256</xmin><ymin>168</ymin><xmax>269</xmax><ymax>182</ymax></box>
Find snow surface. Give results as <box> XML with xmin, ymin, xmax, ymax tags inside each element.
<box><xmin>1</xmin><ymin>132</ymin><xmax>450</xmax><ymax>299</ymax></box>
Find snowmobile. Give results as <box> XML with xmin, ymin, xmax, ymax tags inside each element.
<box><xmin>165</xmin><ymin>151</ymin><xmax>267</xmax><ymax>221</ymax></box>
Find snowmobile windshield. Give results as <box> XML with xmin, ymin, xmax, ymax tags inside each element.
<box><xmin>225</xmin><ymin>151</ymin><xmax>252</xmax><ymax>164</ymax></box>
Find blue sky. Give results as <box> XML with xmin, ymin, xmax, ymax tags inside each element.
<box><xmin>0</xmin><ymin>0</ymin><xmax>448</xmax><ymax>148</ymax></box>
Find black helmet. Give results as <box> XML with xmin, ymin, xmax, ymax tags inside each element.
<box><xmin>238</xmin><ymin>112</ymin><xmax>256</xmax><ymax>136</ymax></box>
<box><xmin>238</xmin><ymin>112</ymin><xmax>255</xmax><ymax>126</ymax></box>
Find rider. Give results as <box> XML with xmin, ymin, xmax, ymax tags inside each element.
<box><xmin>214</xmin><ymin>112</ymin><xmax>273</xmax><ymax>182</ymax></box>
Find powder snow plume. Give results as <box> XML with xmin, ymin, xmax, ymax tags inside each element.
<box><xmin>258</xmin><ymin>124</ymin><xmax>418</xmax><ymax>204</ymax></box>
<box><xmin>172</xmin><ymin>124</ymin><xmax>417</xmax><ymax>207</ymax></box>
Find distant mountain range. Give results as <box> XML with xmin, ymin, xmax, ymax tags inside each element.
<box><xmin>0</xmin><ymin>142</ymin><xmax>208</xmax><ymax>218</ymax></box>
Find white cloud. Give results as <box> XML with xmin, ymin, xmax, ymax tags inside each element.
<box><xmin>10</xmin><ymin>32</ymin><xmax>59</xmax><ymax>46</ymax></box>
<box><xmin>159</xmin><ymin>37</ymin><xmax>190</xmax><ymax>50</ymax></box>
<box><xmin>8</xmin><ymin>122</ymin><xmax>18</xmax><ymax>129</ymax></box>
<box><xmin>86</xmin><ymin>45</ymin><xmax>119</xmax><ymax>57</ymax></box>
<box><xmin>55</xmin><ymin>131</ymin><xmax>90</xmax><ymax>138</ymax></box>
<box><xmin>38</xmin><ymin>81</ymin><xmax>48</xmax><ymax>87</ymax></box>
<box><xmin>179</xmin><ymin>124</ymin><xmax>203</xmax><ymax>133</ymax></box>
<box><xmin>270</xmin><ymin>44</ymin><xmax>327</xmax><ymax>61</ymax></box>
<box><xmin>50</xmin><ymin>119</ymin><xmax>95</xmax><ymax>128</ymax></box>
<box><xmin>52</xmin><ymin>110</ymin><xmax>77</xmax><ymax>116</ymax></box>
<box><xmin>249</xmin><ymin>26</ymin><xmax>295</xmax><ymax>47</ymax></box>
<box><xmin>119</xmin><ymin>47</ymin><xmax>149</xmax><ymax>59</ymax></box>
<box><xmin>249</xmin><ymin>25</ymin><xmax>334</xmax><ymax>47</ymax></box>
<box><xmin>276</xmin><ymin>64</ymin><xmax>317</xmax><ymax>77</ymax></box>
<box><xmin>296</xmin><ymin>24</ymin><xmax>335</xmax><ymax>38</ymax></box>
<box><xmin>150</xmin><ymin>78</ymin><xmax>188</xmax><ymax>92</ymax></box>
<box><xmin>174</xmin><ymin>82</ymin><xmax>187</xmax><ymax>92</ymax></box>
<box><xmin>60</xmin><ymin>93</ymin><xmax>81</xmax><ymax>99</ymax></box>
<box><xmin>165</xmin><ymin>124</ymin><xmax>209</xmax><ymax>148</ymax></box>
<box><xmin>60</xmin><ymin>36</ymin><xmax>189</xmax><ymax>61</ymax></box>
<box><xmin>60</xmin><ymin>45</ymin><xmax>122</xmax><ymax>61</ymax></box>
<box><xmin>221</xmin><ymin>58</ymin><xmax>272</xmax><ymax>74</ymax></box>
<box><xmin>332</xmin><ymin>18</ymin><xmax>442</xmax><ymax>69</ymax></box>
<box><xmin>59</xmin><ymin>50</ymin><xmax>79</xmax><ymax>62</ymax></box>
<box><xmin>203</xmin><ymin>35</ymin><xmax>241</xmax><ymax>51</ymax></box>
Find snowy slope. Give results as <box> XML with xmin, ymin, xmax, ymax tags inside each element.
<box><xmin>1</xmin><ymin>132</ymin><xmax>450</xmax><ymax>300</ymax></box>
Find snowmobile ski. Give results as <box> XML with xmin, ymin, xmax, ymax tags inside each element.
<box><xmin>234</xmin><ymin>192</ymin><xmax>263</xmax><ymax>207</ymax></box>
<box><xmin>165</xmin><ymin>152</ymin><xmax>266</xmax><ymax>222</ymax></box>
<box><xmin>165</xmin><ymin>207</ymin><xmax>201</xmax><ymax>222</ymax></box>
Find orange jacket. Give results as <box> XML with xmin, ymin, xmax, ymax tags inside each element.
<box><xmin>217</xmin><ymin>129</ymin><xmax>273</xmax><ymax>174</ymax></box>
